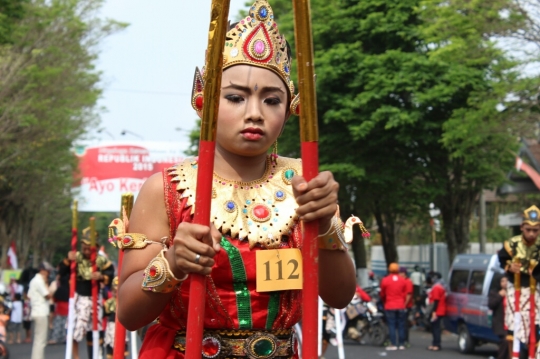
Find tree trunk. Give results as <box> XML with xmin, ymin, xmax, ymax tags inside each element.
<box><xmin>440</xmin><ymin>187</ymin><xmax>477</xmax><ymax>263</ymax></box>
<box><xmin>373</xmin><ymin>204</ymin><xmax>398</xmax><ymax>266</ymax></box>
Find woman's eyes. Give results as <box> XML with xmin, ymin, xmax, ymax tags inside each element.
<box><xmin>224</xmin><ymin>94</ymin><xmax>282</xmax><ymax>105</ymax></box>
<box><xmin>225</xmin><ymin>94</ymin><xmax>244</xmax><ymax>103</ymax></box>
<box><xmin>264</xmin><ymin>97</ymin><xmax>281</xmax><ymax>105</ymax></box>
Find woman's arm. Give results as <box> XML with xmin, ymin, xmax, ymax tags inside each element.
<box><xmin>292</xmin><ymin>171</ymin><xmax>356</xmax><ymax>309</ymax></box>
<box><xmin>118</xmin><ymin>172</ymin><xmax>221</xmax><ymax>331</ymax></box>
<box><xmin>117</xmin><ymin>173</ymin><xmax>173</xmax><ymax>330</ymax></box>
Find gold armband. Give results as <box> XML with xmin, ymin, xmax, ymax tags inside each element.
<box><xmin>318</xmin><ymin>216</ymin><xmax>348</xmax><ymax>251</ymax></box>
<box><xmin>109</xmin><ymin>232</ymin><xmax>167</xmax><ymax>250</ymax></box>
<box><xmin>142</xmin><ymin>249</ymin><xmax>187</xmax><ymax>293</ymax></box>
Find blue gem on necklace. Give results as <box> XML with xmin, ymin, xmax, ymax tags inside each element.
<box><xmin>274</xmin><ymin>190</ymin><xmax>285</xmax><ymax>201</ymax></box>
<box><xmin>224</xmin><ymin>201</ymin><xmax>236</xmax><ymax>213</ymax></box>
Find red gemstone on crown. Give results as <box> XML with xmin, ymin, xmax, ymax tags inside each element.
<box><xmin>114</xmin><ymin>219</ymin><xmax>118</xmax><ymax>225</ymax></box>
<box><xmin>149</xmin><ymin>265</ymin><xmax>157</xmax><ymax>277</ymax></box>
<box><xmin>195</xmin><ymin>95</ymin><xmax>204</xmax><ymax>110</ymax></box>
<box><xmin>202</xmin><ymin>337</ymin><xmax>221</xmax><ymax>358</ymax></box>
<box><xmin>253</xmin><ymin>205</ymin><xmax>270</xmax><ymax>220</ymax></box>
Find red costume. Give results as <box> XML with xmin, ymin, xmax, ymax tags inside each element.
<box><xmin>139</xmin><ymin>158</ymin><xmax>303</xmax><ymax>358</ymax></box>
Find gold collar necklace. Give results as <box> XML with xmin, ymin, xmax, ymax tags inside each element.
<box><xmin>168</xmin><ymin>155</ymin><xmax>302</xmax><ymax>249</ymax></box>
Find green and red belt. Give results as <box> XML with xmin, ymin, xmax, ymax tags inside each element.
<box><xmin>173</xmin><ymin>328</ymin><xmax>296</xmax><ymax>359</ymax></box>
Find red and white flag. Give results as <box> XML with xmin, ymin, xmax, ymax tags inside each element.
<box><xmin>7</xmin><ymin>241</ymin><xmax>18</xmax><ymax>269</ymax></box>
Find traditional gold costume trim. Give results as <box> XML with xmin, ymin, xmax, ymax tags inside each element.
<box><xmin>108</xmin><ymin>217</ymin><xmax>167</xmax><ymax>250</ymax></box>
<box><xmin>167</xmin><ymin>156</ymin><xmax>301</xmax><ymax>249</ymax></box>
<box><xmin>523</xmin><ymin>205</ymin><xmax>540</xmax><ymax>226</ymax></box>
<box><xmin>142</xmin><ymin>249</ymin><xmax>187</xmax><ymax>293</ymax></box>
<box><xmin>504</xmin><ymin>235</ymin><xmax>540</xmax><ymax>274</ymax></box>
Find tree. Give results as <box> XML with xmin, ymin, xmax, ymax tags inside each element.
<box><xmin>0</xmin><ymin>0</ymin><xmax>126</xmax><ymax>266</ymax></box>
<box><xmin>266</xmin><ymin>0</ymin><xmax>539</xmax><ymax>263</ymax></box>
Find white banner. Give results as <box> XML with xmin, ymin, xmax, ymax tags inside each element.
<box><xmin>73</xmin><ymin>141</ymin><xmax>185</xmax><ymax>212</ymax></box>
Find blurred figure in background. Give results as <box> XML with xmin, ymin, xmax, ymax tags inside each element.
<box><xmin>48</xmin><ymin>261</ymin><xmax>69</xmax><ymax>345</ymax></box>
<box><xmin>427</xmin><ymin>272</ymin><xmax>446</xmax><ymax>351</ymax></box>
<box><xmin>488</xmin><ymin>275</ymin><xmax>508</xmax><ymax>359</ymax></box>
<box><xmin>399</xmin><ymin>267</ymin><xmax>413</xmax><ymax>346</ymax></box>
<box><xmin>28</xmin><ymin>262</ymin><xmax>52</xmax><ymax>359</ymax></box>
<box><xmin>380</xmin><ymin>262</ymin><xmax>407</xmax><ymax>350</ymax></box>
<box><xmin>7</xmin><ymin>293</ymin><xmax>23</xmax><ymax>344</ymax></box>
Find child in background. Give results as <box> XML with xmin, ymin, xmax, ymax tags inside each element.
<box><xmin>22</xmin><ymin>293</ymin><xmax>31</xmax><ymax>343</ymax></box>
<box><xmin>7</xmin><ymin>293</ymin><xmax>22</xmax><ymax>344</ymax></box>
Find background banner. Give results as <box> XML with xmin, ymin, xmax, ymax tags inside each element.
<box><xmin>74</xmin><ymin>141</ymin><xmax>185</xmax><ymax>212</ymax></box>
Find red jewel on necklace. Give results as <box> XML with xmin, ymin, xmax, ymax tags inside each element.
<box><xmin>251</xmin><ymin>204</ymin><xmax>271</xmax><ymax>222</ymax></box>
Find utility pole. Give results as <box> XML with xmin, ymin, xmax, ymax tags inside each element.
<box><xmin>479</xmin><ymin>190</ymin><xmax>487</xmax><ymax>253</ymax></box>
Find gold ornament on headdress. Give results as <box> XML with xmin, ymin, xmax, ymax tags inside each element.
<box><xmin>81</xmin><ymin>226</ymin><xmax>98</xmax><ymax>246</ymax></box>
<box><xmin>191</xmin><ymin>0</ymin><xmax>300</xmax><ymax>113</ymax></box>
<box><xmin>523</xmin><ymin>205</ymin><xmax>540</xmax><ymax>226</ymax></box>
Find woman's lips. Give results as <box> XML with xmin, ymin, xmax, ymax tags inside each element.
<box><xmin>241</xmin><ymin>128</ymin><xmax>264</xmax><ymax>140</ymax></box>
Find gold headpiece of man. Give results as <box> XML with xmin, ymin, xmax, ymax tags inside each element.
<box><xmin>81</xmin><ymin>227</ymin><xmax>98</xmax><ymax>246</ymax></box>
<box><xmin>523</xmin><ymin>205</ymin><xmax>540</xmax><ymax>226</ymax></box>
<box><xmin>191</xmin><ymin>0</ymin><xmax>301</xmax><ymax>115</ymax></box>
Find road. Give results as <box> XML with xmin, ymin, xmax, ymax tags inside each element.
<box><xmin>8</xmin><ymin>328</ymin><xmax>497</xmax><ymax>358</ymax></box>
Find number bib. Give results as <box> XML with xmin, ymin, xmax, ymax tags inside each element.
<box><xmin>256</xmin><ymin>248</ymin><xmax>303</xmax><ymax>292</ymax></box>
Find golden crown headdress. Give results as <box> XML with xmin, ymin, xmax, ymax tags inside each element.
<box><xmin>191</xmin><ymin>0</ymin><xmax>301</xmax><ymax>115</ymax></box>
<box><xmin>523</xmin><ymin>205</ymin><xmax>540</xmax><ymax>226</ymax></box>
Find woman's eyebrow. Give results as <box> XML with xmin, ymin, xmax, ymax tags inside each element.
<box><xmin>222</xmin><ymin>81</ymin><xmax>284</xmax><ymax>94</ymax></box>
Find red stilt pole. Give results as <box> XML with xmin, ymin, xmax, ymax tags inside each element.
<box><xmin>65</xmin><ymin>201</ymin><xmax>78</xmax><ymax>359</ymax></box>
<box><xmin>89</xmin><ymin>218</ymin><xmax>99</xmax><ymax>359</ymax></box>
<box><xmin>293</xmin><ymin>0</ymin><xmax>320</xmax><ymax>357</ymax></box>
<box><xmin>529</xmin><ymin>277</ymin><xmax>536</xmax><ymax>359</ymax></box>
<box><xmin>113</xmin><ymin>194</ymin><xmax>134</xmax><ymax>359</ymax></box>
<box><xmin>184</xmin><ymin>2</ymin><xmax>230</xmax><ymax>358</ymax></box>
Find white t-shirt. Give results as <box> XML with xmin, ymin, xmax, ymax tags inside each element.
<box><xmin>28</xmin><ymin>273</ymin><xmax>49</xmax><ymax>318</ymax></box>
<box><xmin>10</xmin><ymin>301</ymin><xmax>22</xmax><ymax>323</ymax></box>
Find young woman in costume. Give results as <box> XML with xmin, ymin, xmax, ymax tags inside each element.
<box><xmin>116</xmin><ymin>1</ymin><xmax>357</xmax><ymax>357</ymax></box>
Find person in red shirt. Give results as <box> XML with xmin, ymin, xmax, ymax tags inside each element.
<box><xmin>427</xmin><ymin>273</ymin><xmax>446</xmax><ymax>351</ymax></box>
<box><xmin>399</xmin><ymin>267</ymin><xmax>413</xmax><ymax>346</ymax></box>
<box><xmin>380</xmin><ymin>263</ymin><xmax>407</xmax><ymax>350</ymax></box>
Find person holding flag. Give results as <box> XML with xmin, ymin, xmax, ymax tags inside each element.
<box><xmin>61</xmin><ymin>227</ymin><xmax>114</xmax><ymax>359</ymax></box>
<box><xmin>498</xmin><ymin>205</ymin><xmax>540</xmax><ymax>359</ymax></box>
<box><xmin>113</xmin><ymin>1</ymin><xmax>357</xmax><ymax>358</ymax></box>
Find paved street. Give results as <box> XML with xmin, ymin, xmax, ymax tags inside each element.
<box><xmin>7</xmin><ymin>328</ymin><xmax>498</xmax><ymax>358</ymax></box>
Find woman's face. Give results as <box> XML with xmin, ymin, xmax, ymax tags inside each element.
<box><xmin>215</xmin><ymin>65</ymin><xmax>288</xmax><ymax>158</ymax></box>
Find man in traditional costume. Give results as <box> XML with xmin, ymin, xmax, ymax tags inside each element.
<box><xmin>498</xmin><ymin>206</ymin><xmax>540</xmax><ymax>359</ymax></box>
<box><xmin>61</xmin><ymin>227</ymin><xmax>115</xmax><ymax>359</ymax></box>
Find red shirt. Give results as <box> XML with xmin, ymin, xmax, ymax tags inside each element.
<box><xmin>355</xmin><ymin>285</ymin><xmax>371</xmax><ymax>302</ymax></box>
<box><xmin>429</xmin><ymin>283</ymin><xmax>447</xmax><ymax>316</ymax></box>
<box><xmin>405</xmin><ymin>278</ymin><xmax>413</xmax><ymax>308</ymax></box>
<box><xmin>380</xmin><ymin>274</ymin><xmax>407</xmax><ymax>310</ymax></box>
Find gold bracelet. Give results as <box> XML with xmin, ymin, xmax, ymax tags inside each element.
<box><xmin>142</xmin><ymin>249</ymin><xmax>187</xmax><ymax>293</ymax></box>
<box><xmin>318</xmin><ymin>216</ymin><xmax>348</xmax><ymax>251</ymax></box>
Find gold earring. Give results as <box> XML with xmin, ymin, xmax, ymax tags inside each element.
<box><xmin>271</xmin><ymin>141</ymin><xmax>278</xmax><ymax>165</ymax></box>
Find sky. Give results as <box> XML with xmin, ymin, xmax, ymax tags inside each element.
<box><xmin>92</xmin><ymin>1</ymin><xmax>248</xmax><ymax>150</ymax></box>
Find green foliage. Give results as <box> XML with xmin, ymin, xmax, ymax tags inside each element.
<box><xmin>0</xmin><ymin>0</ymin><xmax>126</xmax><ymax>266</ymax></box>
<box><xmin>264</xmin><ymin>0</ymin><xmax>539</xmax><ymax>262</ymax></box>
